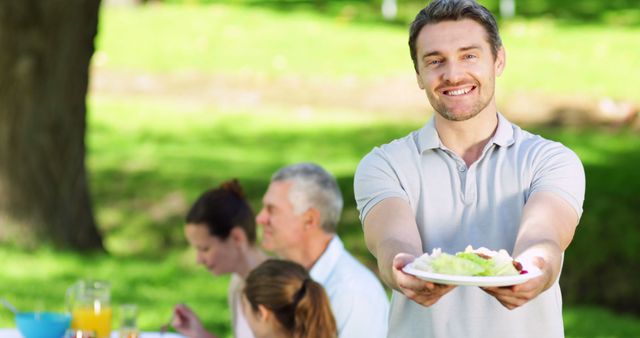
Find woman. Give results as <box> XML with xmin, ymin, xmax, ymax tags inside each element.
<box><xmin>172</xmin><ymin>179</ymin><xmax>267</xmax><ymax>338</ymax></box>
<box><xmin>243</xmin><ymin>259</ymin><xmax>337</xmax><ymax>338</ymax></box>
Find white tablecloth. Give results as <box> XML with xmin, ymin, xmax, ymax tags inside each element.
<box><xmin>0</xmin><ymin>329</ymin><xmax>184</xmax><ymax>338</ymax></box>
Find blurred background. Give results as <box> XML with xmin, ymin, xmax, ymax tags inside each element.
<box><xmin>1</xmin><ymin>0</ymin><xmax>639</xmax><ymax>336</ymax></box>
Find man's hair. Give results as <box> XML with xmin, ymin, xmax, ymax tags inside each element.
<box><xmin>409</xmin><ymin>0</ymin><xmax>502</xmax><ymax>72</ymax></box>
<box><xmin>272</xmin><ymin>163</ymin><xmax>343</xmax><ymax>233</ymax></box>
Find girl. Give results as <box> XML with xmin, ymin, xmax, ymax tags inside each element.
<box><xmin>243</xmin><ymin>259</ymin><xmax>337</xmax><ymax>338</ymax></box>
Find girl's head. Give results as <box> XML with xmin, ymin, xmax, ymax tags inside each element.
<box><xmin>184</xmin><ymin>179</ymin><xmax>256</xmax><ymax>275</ymax></box>
<box><xmin>243</xmin><ymin>259</ymin><xmax>337</xmax><ymax>338</ymax></box>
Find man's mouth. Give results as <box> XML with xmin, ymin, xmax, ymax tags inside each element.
<box><xmin>443</xmin><ymin>86</ymin><xmax>476</xmax><ymax>96</ymax></box>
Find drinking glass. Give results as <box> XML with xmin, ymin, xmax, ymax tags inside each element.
<box><xmin>119</xmin><ymin>304</ymin><xmax>139</xmax><ymax>338</ymax></box>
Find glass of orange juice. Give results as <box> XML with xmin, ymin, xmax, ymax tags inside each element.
<box><xmin>71</xmin><ymin>304</ymin><xmax>112</xmax><ymax>338</ymax></box>
<box><xmin>67</xmin><ymin>280</ymin><xmax>112</xmax><ymax>338</ymax></box>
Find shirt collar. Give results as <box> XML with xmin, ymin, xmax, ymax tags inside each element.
<box><xmin>492</xmin><ymin>112</ymin><xmax>515</xmax><ymax>147</ymax></box>
<box><xmin>309</xmin><ymin>235</ymin><xmax>343</xmax><ymax>284</ymax></box>
<box><xmin>417</xmin><ymin>112</ymin><xmax>515</xmax><ymax>153</ymax></box>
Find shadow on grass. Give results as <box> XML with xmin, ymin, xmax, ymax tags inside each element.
<box><xmin>89</xmin><ymin>113</ymin><xmax>640</xmax><ymax>317</ymax></box>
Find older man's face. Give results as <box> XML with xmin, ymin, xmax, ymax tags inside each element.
<box><xmin>255</xmin><ymin>181</ymin><xmax>307</xmax><ymax>258</ymax></box>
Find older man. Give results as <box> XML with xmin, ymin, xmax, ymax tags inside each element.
<box><xmin>256</xmin><ymin>162</ymin><xmax>389</xmax><ymax>338</ymax></box>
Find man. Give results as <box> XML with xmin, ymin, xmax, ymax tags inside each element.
<box><xmin>354</xmin><ymin>1</ymin><xmax>585</xmax><ymax>337</ymax></box>
<box><xmin>256</xmin><ymin>162</ymin><xmax>389</xmax><ymax>338</ymax></box>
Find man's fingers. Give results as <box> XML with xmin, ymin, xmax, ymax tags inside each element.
<box><xmin>393</xmin><ymin>253</ymin><xmax>416</xmax><ymax>270</ymax></box>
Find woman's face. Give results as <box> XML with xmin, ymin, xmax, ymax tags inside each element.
<box><xmin>184</xmin><ymin>223</ymin><xmax>241</xmax><ymax>275</ymax></box>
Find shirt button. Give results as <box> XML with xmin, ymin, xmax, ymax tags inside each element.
<box><xmin>458</xmin><ymin>166</ymin><xmax>466</xmax><ymax>172</ymax></box>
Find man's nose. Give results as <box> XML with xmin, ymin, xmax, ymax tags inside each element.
<box><xmin>442</xmin><ymin>61</ymin><xmax>464</xmax><ymax>84</ymax></box>
<box><xmin>256</xmin><ymin>208</ymin><xmax>267</xmax><ymax>225</ymax></box>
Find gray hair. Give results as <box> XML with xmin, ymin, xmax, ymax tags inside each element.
<box><xmin>271</xmin><ymin>163</ymin><xmax>343</xmax><ymax>233</ymax></box>
<box><xmin>409</xmin><ymin>0</ymin><xmax>502</xmax><ymax>73</ymax></box>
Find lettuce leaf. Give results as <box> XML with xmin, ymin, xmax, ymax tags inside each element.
<box><xmin>430</xmin><ymin>253</ymin><xmax>485</xmax><ymax>276</ymax></box>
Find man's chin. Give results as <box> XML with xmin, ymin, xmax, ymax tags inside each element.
<box><xmin>437</xmin><ymin>108</ymin><xmax>481</xmax><ymax>122</ymax></box>
<box><xmin>260</xmin><ymin>240</ymin><xmax>275</xmax><ymax>252</ymax></box>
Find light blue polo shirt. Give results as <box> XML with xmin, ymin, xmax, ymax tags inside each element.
<box><xmin>310</xmin><ymin>235</ymin><xmax>389</xmax><ymax>338</ymax></box>
<box><xmin>354</xmin><ymin>113</ymin><xmax>585</xmax><ymax>338</ymax></box>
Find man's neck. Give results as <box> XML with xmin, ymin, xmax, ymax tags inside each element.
<box><xmin>286</xmin><ymin>232</ymin><xmax>334</xmax><ymax>270</ymax></box>
<box><xmin>435</xmin><ymin>110</ymin><xmax>499</xmax><ymax>166</ymax></box>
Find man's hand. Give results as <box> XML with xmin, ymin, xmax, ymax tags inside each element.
<box><xmin>393</xmin><ymin>253</ymin><xmax>456</xmax><ymax>307</ymax></box>
<box><xmin>481</xmin><ymin>256</ymin><xmax>548</xmax><ymax>310</ymax></box>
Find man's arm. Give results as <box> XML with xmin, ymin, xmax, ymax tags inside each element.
<box><xmin>482</xmin><ymin>191</ymin><xmax>579</xmax><ymax>309</ymax></box>
<box><xmin>364</xmin><ymin>197</ymin><xmax>455</xmax><ymax>306</ymax></box>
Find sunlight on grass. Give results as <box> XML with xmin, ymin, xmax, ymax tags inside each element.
<box><xmin>95</xmin><ymin>4</ymin><xmax>640</xmax><ymax>101</ymax></box>
<box><xmin>95</xmin><ymin>4</ymin><xmax>408</xmax><ymax>78</ymax></box>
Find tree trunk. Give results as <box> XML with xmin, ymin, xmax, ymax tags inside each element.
<box><xmin>0</xmin><ymin>0</ymin><xmax>104</xmax><ymax>251</ymax></box>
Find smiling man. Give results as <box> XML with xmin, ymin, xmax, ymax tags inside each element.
<box><xmin>354</xmin><ymin>0</ymin><xmax>585</xmax><ymax>337</ymax></box>
<box><xmin>256</xmin><ymin>162</ymin><xmax>389</xmax><ymax>338</ymax></box>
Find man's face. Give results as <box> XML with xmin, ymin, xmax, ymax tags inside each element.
<box><xmin>184</xmin><ymin>223</ymin><xmax>239</xmax><ymax>276</ymax></box>
<box><xmin>255</xmin><ymin>181</ymin><xmax>306</xmax><ymax>257</ymax></box>
<box><xmin>414</xmin><ymin>19</ymin><xmax>505</xmax><ymax>121</ymax></box>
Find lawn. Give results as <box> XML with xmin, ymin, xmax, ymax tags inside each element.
<box><xmin>1</xmin><ymin>2</ymin><xmax>639</xmax><ymax>337</ymax></box>
<box><xmin>95</xmin><ymin>3</ymin><xmax>640</xmax><ymax>100</ymax></box>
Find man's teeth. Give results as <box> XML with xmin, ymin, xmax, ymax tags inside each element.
<box><xmin>446</xmin><ymin>87</ymin><xmax>472</xmax><ymax>96</ymax></box>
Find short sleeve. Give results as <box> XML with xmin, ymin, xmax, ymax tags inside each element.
<box><xmin>529</xmin><ymin>143</ymin><xmax>586</xmax><ymax>218</ymax></box>
<box><xmin>354</xmin><ymin>147</ymin><xmax>410</xmax><ymax>224</ymax></box>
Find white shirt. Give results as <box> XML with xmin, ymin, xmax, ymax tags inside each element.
<box><xmin>310</xmin><ymin>236</ymin><xmax>389</xmax><ymax>338</ymax></box>
<box><xmin>354</xmin><ymin>113</ymin><xmax>585</xmax><ymax>338</ymax></box>
<box><xmin>228</xmin><ymin>274</ymin><xmax>255</xmax><ymax>338</ymax></box>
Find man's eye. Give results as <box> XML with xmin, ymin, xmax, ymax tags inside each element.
<box><xmin>463</xmin><ymin>54</ymin><xmax>477</xmax><ymax>60</ymax></box>
<box><xmin>427</xmin><ymin>59</ymin><xmax>442</xmax><ymax>66</ymax></box>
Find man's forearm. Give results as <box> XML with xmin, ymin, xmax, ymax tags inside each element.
<box><xmin>374</xmin><ymin>237</ymin><xmax>423</xmax><ymax>290</ymax></box>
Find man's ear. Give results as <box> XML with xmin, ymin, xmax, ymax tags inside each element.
<box><xmin>495</xmin><ymin>46</ymin><xmax>506</xmax><ymax>76</ymax></box>
<box><xmin>416</xmin><ymin>72</ymin><xmax>425</xmax><ymax>89</ymax></box>
<box><xmin>302</xmin><ymin>207</ymin><xmax>322</xmax><ymax>230</ymax></box>
<box><xmin>230</xmin><ymin>226</ymin><xmax>248</xmax><ymax>246</ymax></box>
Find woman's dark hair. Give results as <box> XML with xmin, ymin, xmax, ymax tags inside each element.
<box><xmin>185</xmin><ymin>179</ymin><xmax>256</xmax><ymax>243</ymax></box>
<box><xmin>409</xmin><ymin>0</ymin><xmax>502</xmax><ymax>72</ymax></box>
<box><xmin>244</xmin><ymin>259</ymin><xmax>337</xmax><ymax>338</ymax></box>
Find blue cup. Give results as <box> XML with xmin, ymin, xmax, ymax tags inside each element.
<box><xmin>15</xmin><ymin>312</ymin><xmax>72</xmax><ymax>338</ymax></box>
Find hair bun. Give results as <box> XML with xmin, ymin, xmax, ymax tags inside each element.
<box><xmin>220</xmin><ymin>179</ymin><xmax>245</xmax><ymax>199</ymax></box>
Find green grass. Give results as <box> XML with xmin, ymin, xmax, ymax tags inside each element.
<box><xmin>0</xmin><ymin>247</ymin><xmax>230</xmax><ymax>336</ymax></box>
<box><xmin>95</xmin><ymin>4</ymin><xmax>640</xmax><ymax>101</ymax></box>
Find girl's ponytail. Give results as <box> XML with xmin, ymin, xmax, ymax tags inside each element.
<box><xmin>292</xmin><ymin>279</ymin><xmax>337</xmax><ymax>338</ymax></box>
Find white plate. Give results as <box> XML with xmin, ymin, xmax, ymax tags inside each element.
<box><xmin>402</xmin><ymin>262</ymin><xmax>542</xmax><ymax>287</ymax></box>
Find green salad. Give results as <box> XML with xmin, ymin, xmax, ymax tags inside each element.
<box><xmin>413</xmin><ymin>246</ymin><xmax>523</xmax><ymax>276</ymax></box>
